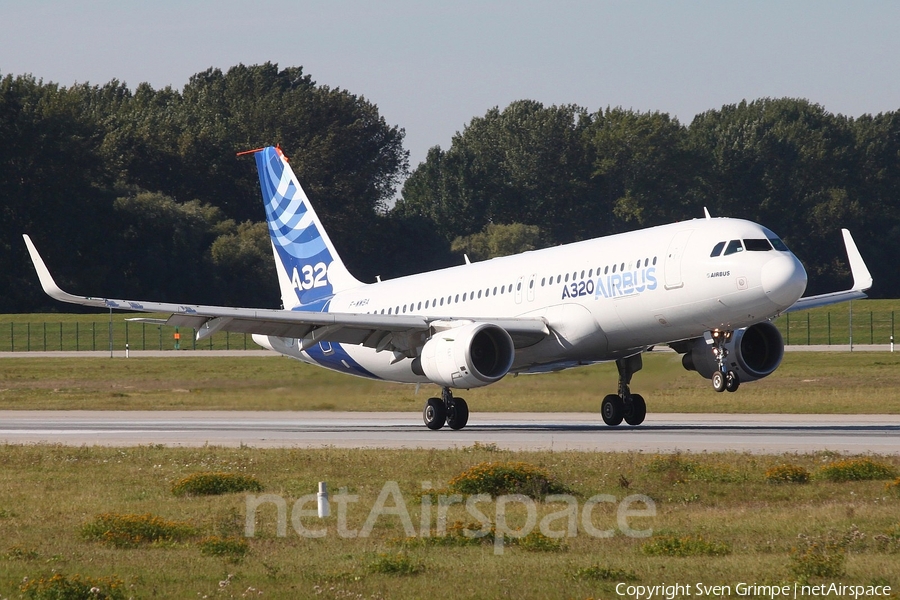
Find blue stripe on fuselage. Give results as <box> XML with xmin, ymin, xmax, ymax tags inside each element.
<box><xmin>304</xmin><ymin>342</ymin><xmax>380</xmax><ymax>380</ymax></box>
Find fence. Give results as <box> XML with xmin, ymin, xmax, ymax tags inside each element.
<box><xmin>774</xmin><ymin>310</ymin><xmax>895</xmax><ymax>346</ymax></box>
<box><xmin>0</xmin><ymin>308</ymin><xmax>896</xmax><ymax>352</ymax></box>
<box><xmin>1</xmin><ymin>321</ymin><xmax>251</xmax><ymax>352</ymax></box>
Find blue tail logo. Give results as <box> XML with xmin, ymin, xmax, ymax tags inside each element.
<box><xmin>252</xmin><ymin>146</ymin><xmax>360</xmax><ymax>308</ymax></box>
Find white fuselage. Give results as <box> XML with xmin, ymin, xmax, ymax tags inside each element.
<box><xmin>258</xmin><ymin>217</ymin><xmax>807</xmax><ymax>383</ymax></box>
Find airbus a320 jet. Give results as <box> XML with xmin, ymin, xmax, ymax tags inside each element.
<box><xmin>24</xmin><ymin>146</ymin><xmax>873</xmax><ymax>430</ymax></box>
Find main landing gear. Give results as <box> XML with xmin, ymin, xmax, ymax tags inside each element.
<box><xmin>709</xmin><ymin>330</ymin><xmax>740</xmax><ymax>393</ymax></box>
<box><xmin>601</xmin><ymin>354</ymin><xmax>646</xmax><ymax>427</ymax></box>
<box><xmin>423</xmin><ymin>387</ymin><xmax>469</xmax><ymax>431</ymax></box>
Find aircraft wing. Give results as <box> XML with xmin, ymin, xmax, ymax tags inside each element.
<box><xmin>23</xmin><ymin>235</ymin><xmax>549</xmax><ymax>352</ymax></box>
<box><xmin>784</xmin><ymin>229</ymin><xmax>873</xmax><ymax>313</ymax></box>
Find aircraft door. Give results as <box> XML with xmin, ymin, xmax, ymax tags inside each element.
<box><xmin>664</xmin><ymin>229</ymin><xmax>694</xmax><ymax>290</ymax></box>
<box><xmin>515</xmin><ymin>276</ymin><xmax>524</xmax><ymax>304</ymax></box>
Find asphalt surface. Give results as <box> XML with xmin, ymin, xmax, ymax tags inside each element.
<box><xmin>1</xmin><ymin>411</ymin><xmax>897</xmax><ymax>453</ymax></box>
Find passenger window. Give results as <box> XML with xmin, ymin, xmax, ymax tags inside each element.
<box><xmin>723</xmin><ymin>240</ymin><xmax>744</xmax><ymax>255</ymax></box>
<box><xmin>612</xmin><ymin>264</ymin><xmax>617</xmax><ymax>273</ymax></box>
<box><xmin>604</xmin><ymin>266</ymin><xmax>609</xmax><ymax>274</ymax></box>
<box><xmin>652</xmin><ymin>257</ymin><xmax>657</xmax><ymax>265</ymax></box>
<box><xmin>541</xmin><ymin>278</ymin><xmax>545</xmax><ymax>286</ymax></box>
<box><xmin>710</xmin><ymin>241</ymin><xmax>726</xmax><ymax>257</ymax></box>
<box><xmin>388</xmin><ymin>308</ymin><xmax>392</xmax><ymax>315</ymax></box>
<box><xmin>529</xmin><ymin>280</ymin><xmax>534</xmax><ymax>289</ymax></box>
<box><xmin>492</xmin><ymin>287</ymin><xmax>497</xmax><ymax>295</ymax></box>
<box><xmin>744</xmin><ymin>239</ymin><xmax>773</xmax><ymax>251</ymax></box>
<box><xmin>565</xmin><ymin>273</ymin><xmax>569</xmax><ymax>282</ymax></box>
<box><xmin>418</xmin><ymin>302</ymin><xmax>422</xmax><ymax>310</ymax></box>
<box><xmin>425</xmin><ymin>300</ymin><xmax>429</xmax><ymax>309</ymax></box>
<box><xmin>440</xmin><ymin>298</ymin><xmax>444</xmax><ymax>306</ymax></box>
<box><xmin>620</xmin><ymin>263</ymin><xmax>625</xmax><ymax>272</ymax></box>
<box><xmin>588</xmin><ymin>269</ymin><xmax>593</xmax><ymax>277</ymax></box>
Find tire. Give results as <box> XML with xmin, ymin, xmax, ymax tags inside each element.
<box><xmin>711</xmin><ymin>370</ymin><xmax>726</xmax><ymax>393</ymax></box>
<box><xmin>725</xmin><ymin>370</ymin><xmax>740</xmax><ymax>393</ymax></box>
<box><xmin>423</xmin><ymin>397</ymin><xmax>446</xmax><ymax>430</ymax></box>
<box><xmin>446</xmin><ymin>397</ymin><xmax>469</xmax><ymax>430</ymax></box>
<box><xmin>624</xmin><ymin>394</ymin><xmax>646</xmax><ymax>426</ymax></box>
<box><xmin>601</xmin><ymin>394</ymin><xmax>624</xmax><ymax>426</ymax></box>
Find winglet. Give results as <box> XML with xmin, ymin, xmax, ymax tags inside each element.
<box><xmin>22</xmin><ymin>235</ymin><xmax>108</xmax><ymax>308</ymax></box>
<box><xmin>784</xmin><ymin>228</ymin><xmax>874</xmax><ymax>313</ymax></box>
<box><xmin>841</xmin><ymin>229</ymin><xmax>872</xmax><ymax>291</ymax></box>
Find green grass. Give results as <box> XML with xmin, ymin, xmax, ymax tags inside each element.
<box><xmin>1</xmin><ymin>350</ymin><xmax>899</xmax><ymax>413</ymax></box>
<box><xmin>0</xmin><ymin>445</ymin><xmax>898</xmax><ymax>599</ymax></box>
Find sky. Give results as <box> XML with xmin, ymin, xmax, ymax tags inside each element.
<box><xmin>2</xmin><ymin>1</ymin><xmax>899</xmax><ymax>171</ymax></box>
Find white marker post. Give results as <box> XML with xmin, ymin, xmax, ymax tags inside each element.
<box><xmin>317</xmin><ymin>482</ymin><xmax>330</xmax><ymax>518</ymax></box>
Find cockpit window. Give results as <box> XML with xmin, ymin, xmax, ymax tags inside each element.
<box><xmin>769</xmin><ymin>237</ymin><xmax>789</xmax><ymax>251</ymax></box>
<box><xmin>710</xmin><ymin>241</ymin><xmax>726</xmax><ymax>257</ymax></box>
<box><xmin>744</xmin><ymin>238</ymin><xmax>773</xmax><ymax>251</ymax></box>
<box><xmin>723</xmin><ymin>239</ymin><xmax>744</xmax><ymax>256</ymax></box>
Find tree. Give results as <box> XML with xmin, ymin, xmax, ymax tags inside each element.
<box><xmin>394</xmin><ymin>101</ymin><xmax>595</xmax><ymax>244</ymax></box>
<box><xmin>451</xmin><ymin>223</ymin><xmax>544</xmax><ymax>261</ymax></box>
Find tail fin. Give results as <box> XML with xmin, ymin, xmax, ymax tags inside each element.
<box><xmin>250</xmin><ymin>146</ymin><xmax>362</xmax><ymax>309</ymax></box>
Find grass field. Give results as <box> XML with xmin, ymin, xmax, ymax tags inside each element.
<box><xmin>1</xmin><ymin>351</ymin><xmax>899</xmax><ymax>413</ymax></box>
<box><xmin>0</xmin><ymin>445</ymin><xmax>898</xmax><ymax>599</ymax></box>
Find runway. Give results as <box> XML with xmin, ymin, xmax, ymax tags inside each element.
<box><xmin>1</xmin><ymin>411</ymin><xmax>897</xmax><ymax>453</ymax></box>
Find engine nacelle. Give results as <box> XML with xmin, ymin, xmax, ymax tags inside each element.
<box><xmin>419</xmin><ymin>322</ymin><xmax>515</xmax><ymax>389</ymax></box>
<box><xmin>681</xmin><ymin>322</ymin><xmax>784</xmax><ymax>383</ymax></box>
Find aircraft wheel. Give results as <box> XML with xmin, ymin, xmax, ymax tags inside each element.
<box><xmin>624</xmin><ymin>394</ymin><xmax>646</xmax><ymax>426</ymax></box>
<box><xmin>446</xmin><ymin>397</ymin><xmax>469</xmax><ymax>430</ymax></box>
<box><xmin>711</xmin><ymin>370</ymin><xmax>726</xmax><ymax>393</ymax></box>
<box><xmin>423</xmin><ymin>397</ymin><xmax>446</xmax><ymax>430</ymax></box>
<box><xmin>725</xmin><ymin>370</ymin><xmax>740</xmax><ymax>393</ymax></box>
<box><xmin>601</xmin><ymin>394</ymin><xmax>624</xmax><ymax>426</ymax></box>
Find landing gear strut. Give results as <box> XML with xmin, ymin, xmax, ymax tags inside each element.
<box><xmin>709</xmin><ymin>330</ymin><xmax>740</xmax><ymax>393</ymax></box>
<box><xmin>423</xmin><ymin>387</ymin><xmax>469</xmax><ymax>430</ymax></box>
<box><xmin>601</xmin><ymin>354</ymin><xmax>646</xmax><ymax>427</ymax></box>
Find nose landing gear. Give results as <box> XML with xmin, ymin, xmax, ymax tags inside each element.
<box><xmin>710</xmin><ymin>330</ymin><xmax>740</xmax><ymax>393</ymax></box>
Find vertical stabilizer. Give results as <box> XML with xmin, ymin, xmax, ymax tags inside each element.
<box><xmin>252</xmin><ymin>146</ymin><xmax>363</xmax><ymax>309</ymax></box>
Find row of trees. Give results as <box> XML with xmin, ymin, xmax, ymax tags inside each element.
<box><xmin>397</xmin><ymin>100</ymin><xmax>900</xmax><ymax>296</ymax></box>
<box><xmin>1</xmin><ymin>64</ymin><xmax>898</xmax><ymax>313</ymax></box>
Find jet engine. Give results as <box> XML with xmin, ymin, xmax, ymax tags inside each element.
<box><xmin>681</xmin><ymin>322</ymin><xmax>784</xmax><ymax>383</ymax></box>
<box><xmin>419</xmin><ymin>322</ymin><xmax>515</xmax><ymax>388</ymax></box>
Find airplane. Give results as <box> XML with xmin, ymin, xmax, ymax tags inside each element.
<box><xmin>23</xmin><ymin>145</ymin><xmax>873</xmax><ymax>430</ymax></box>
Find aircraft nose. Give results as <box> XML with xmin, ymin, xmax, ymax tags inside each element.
<box><xmin>761</xmin><ymin>253</ymin><xmax>808</xmax><ymax>309</ymax></box>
